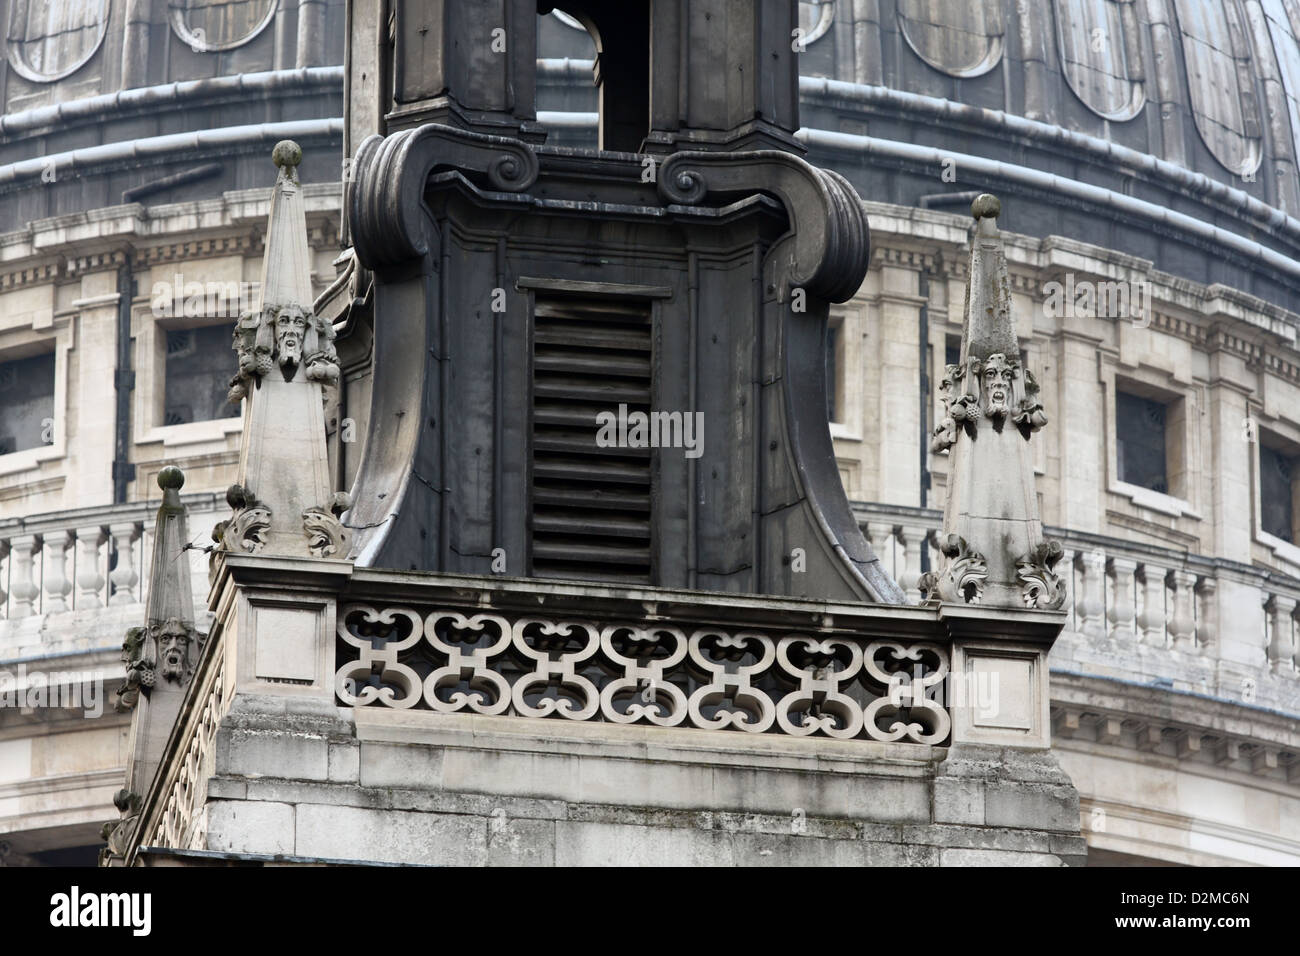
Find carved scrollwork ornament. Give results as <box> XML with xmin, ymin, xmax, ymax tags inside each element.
<box><xmin>303</xmin><ymin>492</ymin><xmax>351</xmax><ymax>558</ymax></box>
<box><xmin>657</xmin><ymin>151</ymin><xmax>870</xmax><ymax>303</ymax></box>
<box><xmin>1016</xmin><ymin>539</ymin><xmax>1068</xmax><ymax>610</ymax></box>
<box><xmin>219</xmin><ymin>484</ymin><xmax>271</xmax><ymax>554</ymax></box>
<box><xmin>348</xmin><ymin>124</ymin><xmax>539</xmax><ymax>270</ymax></box>
<box><xmin>918</xmin><ymin>532</ymin><xmax>989</xmax><ymax>604</ymax></box>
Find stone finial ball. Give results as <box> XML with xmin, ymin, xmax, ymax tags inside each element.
<box><xmin>272</xmin><ymin>140</ymin><xmax>302</xmax><ymax>169</ymax></box>
<box><xmin>971</xmin><ymin>193</ymin><xmax>1001</xmax><ymax>220</ymax></box>
<box><xmin>157</xmin><ymin>465</ymin><xmax>185</xmax><ymax>491</ymax></box>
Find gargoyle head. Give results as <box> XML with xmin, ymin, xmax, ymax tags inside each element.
<box><xmin>980</xmin><ymin>352</ymin><xmax>1017</xmax><ymax>420</ymax></box>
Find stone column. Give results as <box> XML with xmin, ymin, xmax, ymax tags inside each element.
<box><xmin>866</xmin><ymin>521</ymin><xmax>897</xmax><ymax>580</ymax></box>
<box><xmin>1135</xmin><ymin>561</ymin><xmax>1167</xmax><ymax>645</ymax></box>
<box><xmin>1167</xmin><ymin>570</ymin><xmax>1198</xmax><ymax>649</ymax></box>
<box><xmin>896</xmin><ymin>524</ymin><xmax>924</xmax><ymax>602</ymax></box>
<box><xmin>41</xmin><ymin>530</ymin><xmax>72</xmax><ymax>614</ymax></box>
<box><xmin>1075</xmin><ymin>550</ymin><xmax>1106</xmax><ymax>636</ymax></box>
<box><xmin>1106</xmin><ymin>557</ymin><xmax>1137</xmax><ymax>639</ymax></box>
<box><xmin>76</xmin><ymin>526</ymin><xmax>107</xmax><ymax>608</ymax></box>
<box><xmin>1195</xmin><ymin>574</ymin><xmax>1218</xmax><ymax>652</ymax></box>
<box><xmin>1266</xmin><ymin>594</ymin><xmax>1297</xmax><ymax>676</ymax></box>
<box><xmin>108</xmin><ymin>522</ymin><xmax>141</xmax><ymax>605</ymax></box>
<box><xmin>8</xmin><ymin>535</ymin><xmax>40</xmax><ymax>618</ymax></box>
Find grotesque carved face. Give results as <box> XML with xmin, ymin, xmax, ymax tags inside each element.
<box><xmin>157</xmin><ymin>619</ymin><xmax>191</xmax><ymax>682</ymax></box>
<box><xmin>275</xmin><ymin>306</ymin><xmax>309</xmax><ymax>368</ymax></box>
<box><xmin>981</xmin><ymin>353</ymin><xmax>1016</xmax><ymax>419</ymax></box>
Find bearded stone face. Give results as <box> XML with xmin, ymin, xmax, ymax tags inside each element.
<box><xmin>981</xmin><ymin>353</ymin><xmax>1016</xmax><ymax>420</ymax></box>
<box><xmin>275</xmin><ymin>307</ymin><xmax>308</xmax><ymax>368</ymax></box>
<box><xmin>157</xmin><ymin>619</ymin><xmax>191</xmax><ymax>682</ymax></box>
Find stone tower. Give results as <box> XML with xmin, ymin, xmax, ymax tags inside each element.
<box><xmin>339</xmin><ymin>0</ymin><xmax>900</xmax><ymax>602</ymax></box>
<box><xmin>112</xmin><ymin>3</ymin><xmax>1083</xmax><ymax>867</ymax></box>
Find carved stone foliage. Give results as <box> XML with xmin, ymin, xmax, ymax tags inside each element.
<box><xmin>303</xmin><ymin>492</ymin><xmax>352</xmax><ymax>559</ymax></box>
<box><xmin>348</xmin><ymin>124</ymin><xmax>540</xmax><ymax>270</ymax></box>
<box><xmin>98</xmin><ymin>788</ymin><xmax>141</xmax><ymax>866</ymax></box>
<box><xmin>918</xmin><ymin>533</ymin><xmax>988</xmax><ymax>605</ymax></box>
<box><xmin>1016</xmin><ymin>539</ymin><xmax>1069</xmax><ymax>610</ymax></box>
<box><xmin>214</xmin><ymin>484</ymin><xmax>271</xmax><ymax>555</ymax></box>
<box><xmin>658</xmin><ymin>150</ymin><xmax>870</xmax><ymax>303</ymax></box>
<box><xmin>334</xmin><ymin>604</ymin><xmax>952</xmax><ymax>745</ymax></box>
<box><xmin>229</xmin><ymin>303</ymin><xmax>340</xmax><ymax>402</ymax></box>
<box><xmin>931</xmin><ymin>362</ymin><xmax>978</xmax><ymax>453</ymax></box>
<box><xmin>114</xmin><ymin>627</ymin><xmax>153</xmax><ymax>712</ymax></box>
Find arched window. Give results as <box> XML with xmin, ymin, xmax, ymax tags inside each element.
<box><xmin>540</xmin><ymin>2</ymin><xmax>650</xmax><ymax>152</ymax></box>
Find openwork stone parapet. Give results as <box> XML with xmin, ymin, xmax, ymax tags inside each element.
<box><xmin>329</xmin><ymin>572</ymin><xmax>1062</xmax><ymax>748</ymax></box>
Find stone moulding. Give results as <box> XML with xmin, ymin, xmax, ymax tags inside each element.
<box><xmin>348</xmin><ymin>123</ymin><xmax>540</xmax><ymax>270</ymax></box>
<box><xmin>658</xmin><ymin>150</ymin><xmax>870</xmax><ymax>303</ymax></box>
<box><xmin>334</xmin><ymin>602</ymin><xmax>952</xmax><ymax>745</ymax></box>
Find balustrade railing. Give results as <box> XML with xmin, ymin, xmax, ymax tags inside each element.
<box><xmin>332</xmin><ymin>581</ymin><xmax>956</xmax><ymax>746</ymax></box>
<box><xmin>852</xmin><ymin>501</ymin><xmax>1300</xmax><ymax>682</ymax></box>
<box><xmin>0</xmin><ymin>493</ymin><xmax>224</xmax><ymax>624</ymax></box>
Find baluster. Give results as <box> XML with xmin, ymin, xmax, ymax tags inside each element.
<box><xmin>75</xmin><ymin>526</ymin><xmax>107</xmax><ymax>608</ymax></box>
<box><xmin>41</xmin><ymin>530</ymin><xmax>72</xmax><ymax>614</ymax></box>
<box><xmin>866</xmin><ymin>521</ymin><xmax>897</xmax><ymax>581</ymax></box>
<box><xmin>1167</xmin><ymin>570</ymin><xmax>1197</xmax><ymax>649</ymax></box>
<box><xmin>1194</xmin><ymin>574</ymin><xmax>1217</xmax><ymax>652</ymax></box>
<box><xmin>8</xmin><ymin>534</ymin><xmax>40</xmax><ymax>618</ymax></box>
<box><xmin>1266</xmin><ymin>595</ymin><xmax>1297</xmax><ymax>676</ymax></box>
<box><xmin>1135</xmin><ymin>561</ymin><xmax>1167</xmax><ymax>646</ymax></box>
<box><xmin>107</xmin><ymin>522</ymin><xmax>141</xmax><ymax>606</ymax></box>
<box><xmin>1106</xmin><ymin>557</ymin><xmax>1137</xmax><ymax>639</ymax></box>
<box><xmin>896</xmin><ymin>524</ymin><xmax>924</xmax><ymax>601</ymax></box>
<box><xmin>1075</xmin><ymin>550</ymin><xmax>1106</xmax><ymax>636</ymax></box>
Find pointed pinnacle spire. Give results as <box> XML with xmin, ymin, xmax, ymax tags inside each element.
<box><xmin>921</xmin><ymin>195</ymin><xmax>1064</xmax><ymax>611</ymax></box>
<box><xmin>217</xmin><ymin>143</ymin><xmax>350</xmax><ymax>561</ymax></box>
<box><xmin>259</xmin><ymin>140</ymin><xmax>313</xmax><ymax>313</ymax></box>
<box><xmin>146</xmin><ymin>465</ymin><xmax>195</xmax><ymax>629</ymax></box>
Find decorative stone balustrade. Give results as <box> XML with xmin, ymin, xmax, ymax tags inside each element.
<box><xmin>852</xmin><ymin>501</ymin><xmax>1300</xmax><ymax>714</ymax></box>
<box><xmin>0</xmin><ymin>493</ymin><xmax>224</xmax><ymax>622</ymax></box>
<box><xmin>335</xmin><ymin>601</ymin><xmax>953</xmax><ymax>744</ymax></box>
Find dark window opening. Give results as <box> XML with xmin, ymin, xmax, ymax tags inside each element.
<box><xmin>944</xmin><ymin>334</ymin><xmax>962</xmax><ymax>368</ymax></box>
<box><xmin>0</xmin><ymin>351</ymin><xmax>55</xmax><ymax>454</ymax></box>
<box><xmin>543</xmin><ymin>2</ymin><xmax>650</xmax><ymax>152</ymax></box>
<box><xmin>1260</xmin><ymin>443</ymin><xmax>1297</xmax><ymax>543</ymax></box>
<box><xmin>1116</xmin><ymin>390</ymin><xmax>1168</xmax><ymax>493</ymax></box>
<box><xmin>163</xmin><ymin>323</ymin><xmax>237</xmax><ymax>425</ymax></box>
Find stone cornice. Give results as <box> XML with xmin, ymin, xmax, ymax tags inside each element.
<box><xmin>1050</xmin><ymin>671</ymin><xmax>1300</xmax><ymax>785</ymax></box>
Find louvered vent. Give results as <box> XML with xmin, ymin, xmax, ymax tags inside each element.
<box><xmin>531</xmin><ymin>297</ymin><xmax>653</xmax><ymax>583</ymax></box>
